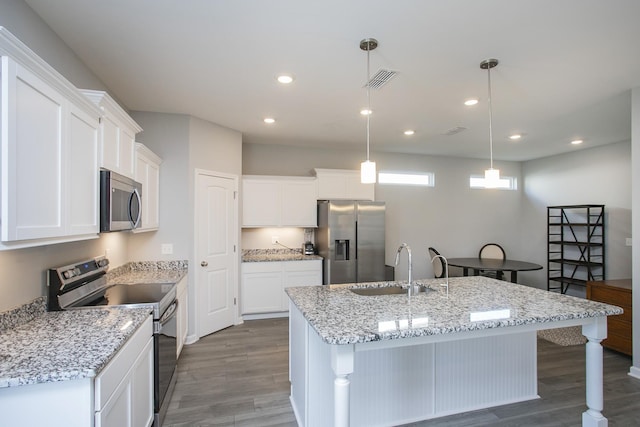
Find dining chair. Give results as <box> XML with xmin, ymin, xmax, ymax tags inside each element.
<box><xmin>428</xmin><ymin>247</ymin><xmax>446</xmax><ymax>279</ymax></box>
<box><xmin>478</xmin><ymin>243</ymin><xmax>506</xmax><ymax>280</ymax></box>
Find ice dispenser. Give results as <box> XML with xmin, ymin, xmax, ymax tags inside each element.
<box><xmin>335</xmin><ymin>240</ymin><xmax>350</xmax><ymax>260</ymax></box>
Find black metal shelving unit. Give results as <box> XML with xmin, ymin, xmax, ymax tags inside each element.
<box><xmin>547</xmin><ymin>205</ymin><xmax>605</xmax><ymax>294</ymax></box>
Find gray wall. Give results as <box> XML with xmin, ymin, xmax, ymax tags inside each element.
<box><xmin>243</xmin><ymin>141</ymin><xmax>633</xmax><ymax>291</ymax></box>
<box><xmin>242</xmin><ymin>143</ymin><xmax>525</xmax><ymax>283</ymax></box>
<box><xmin>522</xmin><ymin>141</ymin><xmax>632</xmax><ymax>292</ymax></box>
<box><xmin>128</xmin><ymin>112</ymin><xmax>191</xmax><ymax>262</ymax></box>
<box><xmin>0</xmin><ymin>0</ymin><xmax>127</xmax><ymax>312</ymax></box>
<box><xmin>0</xmin><ymin>0</ymin><xmax>106</xmax><ymax>91</ymax></box>
<box><xmin>130</xmin><ymin>112</ymin><xmax>242</xmax><ymax>340</ymax></box>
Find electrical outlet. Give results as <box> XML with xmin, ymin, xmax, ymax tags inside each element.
<box><xmin>272</xmin><ymin>236</ymin><xmax>279</xmax><ymax>245</ymax></box>
<box><xmin>161</xmin><ymin>243</ymin><xmax>174</xmax><ymax>254</ymax></box>
<box><xmin>626</xmin><ymin>238</ymin><xmax>632</xmax><ymax>247</ymax></box>
<box><xmin>104</xmin><ymin>248</ymin><xmax>111</xmax><ymax>257</ymax></box>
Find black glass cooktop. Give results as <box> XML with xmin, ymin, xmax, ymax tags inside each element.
<box><xmin>84</xmin><ymin>283</ymin><xmax>176</xmax><ymax>318</ymax></box>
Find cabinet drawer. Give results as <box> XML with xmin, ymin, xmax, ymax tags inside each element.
<box><xmin>242</xmin><ymin>261</ymin><xmax>283</xmax><ymax>273</ymax></box>
<box><xmin>603</xmin><ymin>332</ymin><xmax>632</xmax><ymax>355</ymax></box>
<box><xmin>607</xmin><ymin>307</ymin><xmax>632</xmax><ymax>324</ymax></box>
<box><xmin>284</xmin><ymin>260</ymin><xmax>322</xmax><ymax>272</ymax></box>
<box><xmin>607</xmin><ymin>316</ymin><xmax>632</xmax><ymax>336</ymax></box>
<box><xmin>95</xmin><ymin>315</ymin><xmax>152</xmax><ymax>410</ymax></box>
<box><xmin>588</xmin><ymin>286</ymin><xmax>630</xmax><ymax>308</ymax></box>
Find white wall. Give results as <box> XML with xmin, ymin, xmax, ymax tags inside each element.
<box><xmin>522</xmin><ymin>140</ymin><xmax>632</xmax><ymax>292</ymax></box>
<box><xmin>631</xmin><ymin>87</ymin><xmax>640</xmax><ymax>374</ymax></box>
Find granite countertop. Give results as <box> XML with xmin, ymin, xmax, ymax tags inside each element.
<box><xmin>242</xmin><ymin>248</ymin><xmax>323</xmax><ymax>262</ymax></box>
<box><xmin>0</xmin><ymin>260</ymin><xmax>188</xmax><ymax>389</ymax></box>
<box><xmin>107</xmin><ymin>260</ymin><xmax>188</xmax><ymax>285</ymax></box>
<box><xmin>285</xmin><ymin>276</ymin><xmax>623</xmax><ymax>345</ymax></box>
<box><xmin>0</xmin><ymin>307</ymin><xmax>151</xmax><ymax>388</ymax></box>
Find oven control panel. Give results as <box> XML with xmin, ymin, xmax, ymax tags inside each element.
<box><xmin>59</xmin><ymin>257</ymin><xmax>109</xmax><ymax>281</ymax></box>
<box><xmin>47</xmin><ymin>256</ymin><xmax>111</xmax><ymax>311</ymax></box>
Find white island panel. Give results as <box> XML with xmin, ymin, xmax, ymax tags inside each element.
<box><xmin>287</xmin><ymin>277</ymin><xmax>622</xmax><ymax>427</ymax></box>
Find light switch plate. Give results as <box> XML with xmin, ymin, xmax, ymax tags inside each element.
<box><xmin>626</xmin><ymin>238</ymin><xmax>632</xmax><ymax>246</ymax></box>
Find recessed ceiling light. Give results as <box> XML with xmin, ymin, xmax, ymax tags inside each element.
<box><xmin>464</xmin><ymin>98</ymin><xmax>479</xmax><ymax>106</ymax></box>
<box><xmin>571</xmin><ymin>139</ymin><xmax>583</xmax><ymax>145</ymax></box>
<box><xmin>404</xmin><ymin>130</ymin><xmax>415</xmax><ymax>136</ymax></box>
<box><xmin>263</xmin><ymin>117</ymin><xmax>276</xmax><ymax>124</ymax></box>
<box><xmin>509</xmin><ymin>134</ymin><xmax>522</xmax><ymax>140</ymax></box>
<box><xmin>277</xmin><ymin>74</ymin><xmax>294</xmax><ymax>84</ymax></box>
<box><xmin>360</xmin><ymin>109</ymin><xmax>372</xmax><ymax>116</ymax></box>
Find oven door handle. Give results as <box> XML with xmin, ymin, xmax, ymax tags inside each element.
<box><xmin>159</xmin><ymin>299</ymin><xmax>178</xmax><ymax>325</ymax></box>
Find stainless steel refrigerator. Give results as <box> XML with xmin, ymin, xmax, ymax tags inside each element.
<box><xmin>316</xmin><ymin>200</ymin><xmax>385</xmax><ymax>284</ymax></box>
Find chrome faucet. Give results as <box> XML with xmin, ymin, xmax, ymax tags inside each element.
<box><xmin>430</xmin><ymin>254</ymin><xmax>449</xmax><ymax>297</ymax></box>
<box><xmin>395</xmin><ymin>243</ymin><xmax>417</xmax><ymax>297</ymax></box>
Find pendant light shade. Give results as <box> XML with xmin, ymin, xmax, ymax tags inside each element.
<box><xmin>480</xmin><ymin>58</ymin><xmax>500</xmax><ymax>188</ymax></box>
<box><xmin>360</xmin><ymin>38</ymin><xmax>378</xmax><ymax>184</ymax></box>
<box><xmin>361</xmin><ymin>160</ymin><xmax>376</xmax><ymax>183</ymax></box>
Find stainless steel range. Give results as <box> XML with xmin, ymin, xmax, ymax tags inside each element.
<box><xmin>47</xmin><ymin>256</ymin><xmax>178</xmax><ymax>427</ymax></box>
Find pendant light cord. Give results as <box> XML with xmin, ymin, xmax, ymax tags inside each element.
<box><xmin>487</xmin><ymin>64</ymin><xmax>494</xmax><ymax>170</ymax></box>
<box><xmin>366</xmin><ymin>46</ymin><xmax>371</xmax><ymax>161</ymax></box>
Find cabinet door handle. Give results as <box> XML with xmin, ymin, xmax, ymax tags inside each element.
<box><xmin>201</xmin><ymin>261</ymin><xmax>208</xmax><ymax>267</ymax></box>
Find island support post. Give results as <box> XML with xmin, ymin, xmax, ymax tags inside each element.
<box><xmin>331</xmin><ymin>344</ymin><xmax>354</xmax><ymax>427</ymax></box>
<box><xmin>582</xmin><ymin>317</ymin><xmax>608</xmax><ymax>427</ymax></box>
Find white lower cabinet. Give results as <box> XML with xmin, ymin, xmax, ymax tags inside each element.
<box><xmin>241</xmin><ymin>260</ymin><xmax>322</xmax><ymax>315</ymax></box>
<box><xmin>176</xmin><ymin>275</ymin><xmax>188</xmax><ymax>357</ymax></box>
<box><xmin>95</xmin><ymin>315</ymin><xmax>154</xmax><ymax>427</ymax></box>
<box><xmin>0</xmin><ymin>314</ymin><xmax>153</xmax><ymax>427</ymax></box>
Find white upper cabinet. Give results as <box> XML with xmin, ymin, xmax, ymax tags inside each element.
<box><xmin>242</xmin><ymin>176</ymin><xmax>317</xmax><ymax>227</ymax></box>
<box><xmin>67</xmin><ymin>102</ymin><xmax>100</xmax><ymax>236</ymax></box>
<box><xmin>134</xmin><ymin>143</ymin><xmax>162</xmax><ymax>232</ymax></box>
<box><xmin>81</xmin><ymin>89</ymin><xmax>142</xmax><ymax>180</ymax></box>
<box><xmin>314</xmin><ymin>168</ymin><xmax>374</xmax><ymax>201</ymax></box>
<box><xmin>0</xmin><ymin>29</ymin><xmax>101</xmax><ymax>248</ymax></box>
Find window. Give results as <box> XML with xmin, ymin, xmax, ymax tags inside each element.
<box><xmin>469</xmin><ymin>175</ymin><xmax>517</xmax><ymax>190</ymax></box>
<box><xmin>378</xmin><ymin>172</ymin><xmax>434</xmax><ymax>187</ymax></box>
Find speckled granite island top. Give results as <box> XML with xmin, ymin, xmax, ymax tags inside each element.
<box><xmin>285</xmin><ymin>276</ymin><xmax>623</xmax><ymax>345</ymax></box>
<box><xmin>0</xmin><ymin>307</ymin><xmax>151</xmax><ymax>388</ymax></box>
<box><xmin>243</xmin><ymin>248</ymin><xmax>322</xmax><ymax>262</ymax></box>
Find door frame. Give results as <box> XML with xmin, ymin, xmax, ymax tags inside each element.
<box><xmin>192</xmin><ymin>168</ymin><xmax>240</xmax><ymax>341</ymax></box>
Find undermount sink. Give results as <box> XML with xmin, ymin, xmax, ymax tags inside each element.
<box><xmin>350</xmin><ymin>286</ymin><xmax>408</xmax><ymax>296</ymax></box>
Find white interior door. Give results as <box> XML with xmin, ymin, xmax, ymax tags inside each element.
<box><xmin>195</xmin><ymin>171</ymin><xmax>237</xmax><ymax>338</ymax></box>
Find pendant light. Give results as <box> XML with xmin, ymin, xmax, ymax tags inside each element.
<box><xmin>360</xmin><ymin>38</ymin><xmax>378</xmax><ymax>184</ymax></box>
<box><xmin>480</xmin><ymin>58</ymin><xmax>500</xmax><ymax>188</ymax></box>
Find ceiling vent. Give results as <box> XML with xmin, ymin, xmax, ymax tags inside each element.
<box><xmin>365</xmin><ymin>69</ymin><xmax>397</xmax><ymax>90</ymax></box>
<box><xmin>443</xmin><ymin>126</ymin><xmax>467</xmax><ymax>136</ymax></box>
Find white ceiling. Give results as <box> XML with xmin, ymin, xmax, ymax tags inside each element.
<box><xmin>24</xmin><ymin>0</ymin><xmax>640</xmax><ymax>161</ymax></box>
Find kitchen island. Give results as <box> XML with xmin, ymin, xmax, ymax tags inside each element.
<box><xmin>286</xmin><ymin>277</ymin><xmax>622</xmax><ymax>427</ymax></box>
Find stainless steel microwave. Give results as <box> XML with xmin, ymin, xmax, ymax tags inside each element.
<box><xmin>99</xmin><ymin>170</ymin><xmax>142</xmax><ymax>232</ymax></box>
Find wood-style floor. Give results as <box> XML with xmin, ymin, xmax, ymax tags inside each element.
<box><xmin>164</xmin><ymin>318</ymin><xmax>640</xmax><ymax>427</ymax></box>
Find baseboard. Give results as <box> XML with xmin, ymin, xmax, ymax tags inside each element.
<box><xmin>243</xmin><ymin>312</ymin><xmax>289</xmax><ymax>321</ymax></box>
<box><xmin>629</xmin><ymin>365</ymin><xmax>640</xmax><ymax>380</ymax></box>
<box><xmin>185</xmin><ymin>333</ymin><xmax>198</xmax><ymax>345</ymax></box>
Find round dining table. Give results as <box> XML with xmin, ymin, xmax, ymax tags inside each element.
<box><xmin>446</xmin><ymin>257</ymin><xmax>543</xmax><ymax>283</ymax></box>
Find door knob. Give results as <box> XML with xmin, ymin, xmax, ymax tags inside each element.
<box><xmin>201</xmin><ymin>261</ymin><xmax>208</xmax><ymax>267</ymax></box>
